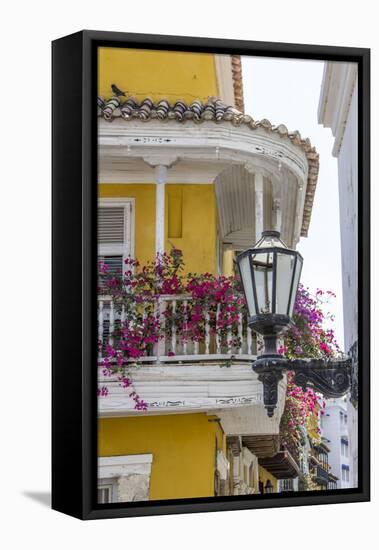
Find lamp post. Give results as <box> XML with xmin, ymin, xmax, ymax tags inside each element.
<box><xmin>237</xmin><ymin>231</ymin><xmax>352</xmax><ymax>417</ymax></box>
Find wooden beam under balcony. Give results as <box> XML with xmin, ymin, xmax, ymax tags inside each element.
<box><xmin>242</xmin><ymin>435</ymin><xmax>280</xmax><ymax>458</ymax></box>
<box><xmin>258</xmin><ymin>450</ymin><xmax>301</xmax><ymax>479</ymax></box>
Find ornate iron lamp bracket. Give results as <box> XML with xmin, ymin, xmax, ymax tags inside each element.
<box><xmin>253</xmin><ymin>356</ymin><xmax>352</xmax><ymax>417</ymax></box>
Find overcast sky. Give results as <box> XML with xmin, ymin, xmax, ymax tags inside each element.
<box><xmin>242</xmin><ymin>57</ymin><xmax>345</xmax><ymax>350</ymax></box>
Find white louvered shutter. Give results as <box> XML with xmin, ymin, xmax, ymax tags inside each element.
<box><xmin>98</xmin><ymin>202</ymin><xmax>133</xmax><ymax>274</ymax></box>
<box><xmin>98</xmin><ymin>207</ymin><xmax>125</xmax><ymax>245</ymax></box>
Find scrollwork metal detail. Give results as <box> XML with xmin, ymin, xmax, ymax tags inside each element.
<box><xmin>252</xmin><ymin>356</ymin><xmax>352</xmax><ymax>417</ymax></box>
<box><xmin>349</xmin><ymin>340</ymin><xmax>358</xmax><ymax>408</ymax></box>
<box><xmin>288</xmin><ymin>359</ymin><xmax>351</xmax><ymax>398</ymax></box>
<box><xmin>253</xmin><ymin>359</ymin><xmax>286</xmax><ymax>417</ymax></box>
<box><xmin>289</xmin><ymin>358</ymin><xmax>352</xmax><ymax>398</ymax></box>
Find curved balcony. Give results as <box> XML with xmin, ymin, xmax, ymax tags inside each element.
<box><xmin>97</xmin><ymin>293</ymin><xmax>287</xmax><ymax>431</ymax></box>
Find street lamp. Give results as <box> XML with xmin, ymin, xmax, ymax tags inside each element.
<box><xmin>237</xmin><ymin>230</ymin><xmax>302</xmax><ymax>354</ymax></box>
<box><xmin>237</xmin><ymin>231</ymin><xmax>352</xmax><ymax>417</ymax></box>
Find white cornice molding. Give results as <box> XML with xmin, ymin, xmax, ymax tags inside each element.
<box><xmin>318</xmin><ymin>62</ymin><xmax>358</xmax><ymax>157</ymax></box>
<box><xmin>99</xmin><ymin>119</ymin><xmax>309</xmax><ymax>178</ymax></box>
<box><xmin>98</xmin><ymin>454</ymin><xmax>153</xmax><ymax>479</ymax></box>
<box><xmin>98</xmin><ymin>362</ymin><xmax>287</xmax><ymax>435</ymax></box>
<box><xmin>98</xmin><ymin>362</ymin><xmax>280</xmax><ymax>411</ymax></box>
<box><xmin>99</xmin><ymin>119</ymin><xmax>308</xmax><ymax>183</ymax></box>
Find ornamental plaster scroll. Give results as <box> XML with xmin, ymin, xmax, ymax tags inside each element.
<box><xmin>142</xmin><ymin>155</ymin><xmax>179</xmax><ymax>168</ymax></box>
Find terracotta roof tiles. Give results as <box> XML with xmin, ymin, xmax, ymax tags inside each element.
<box><xmin>231</xmin><ymin>55</ymin><xmax>245</xmax><ymax>112</ymax></box>
<box><xmin>98</xmin><ymin>95</ymin><xmax>319</xmax><ymax>237</ymax></box>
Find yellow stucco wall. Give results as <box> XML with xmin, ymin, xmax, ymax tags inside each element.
<box><xmin>99</xmin><ymin>414</ymin><xmax>224</xmax><ymax>500</ymax></box>
<box><xmin>167</xmin><ymin>184</ymin><xmax>217</xmax><ymax>275</ymax></box>
<box><xmin>98</xmin><ymin>48</ymin><xmax>218</xmax><ymax>103</ymax></box>
<box><xmin>307</xmin><ymin>405</ymin><xmax>321</xmax><ymax>442</ymax></box>
<box><xmin>259</xmin><ymin>465</ymin><xmax>279</xmax><ymax>493</ymax></box>
<box><xmin>222</xmin><ymin>249</ymin><xmax>235</xmax><ymax>277</ymax></box>
<box><xmin>98</xmin><ymin>47</ymin><xmax>219</xmax><ymax>274</ymax></box>
<box><xmin>98</xmin><ymin>48</ymin><xmax>224</xmax><ymax>503</ymax></box>
<box><xmin>99</xmin><ymin>183</ymin><xmax>217</xmax><ymax>275</ymax></box>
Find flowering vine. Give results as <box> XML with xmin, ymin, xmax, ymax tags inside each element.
<box><xmin>97</xmin><ymin>248</ymin><xmax>245</xmax><ymax>408</ymax></box>
<box><xmin>98</xmin><ymin>248</ymin><xmax>341</xmax><ymax>442</ymax></box>
<box><xmin>279</xmin><ymin>285</ymin><xmax>341</xmax><ymax>454</ymax></box>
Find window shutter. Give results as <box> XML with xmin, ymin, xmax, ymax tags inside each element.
<box><xmin>97</xmin><ymin>201</ymin><xmax>133</xmax><ymax>292</ymax></box>
<box><xmin>98</xmin><ymin>207</ymin><xmax>125</xmax><ymax>244</ymax></box>
<box><xmin>98</xmin><ymin>255</ymin><xmax>123</xmax><ymax>274</ymax></box>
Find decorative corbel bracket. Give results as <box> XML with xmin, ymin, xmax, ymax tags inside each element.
<box><xmin>252</xmin><ymin>357</ymin><xmax>287</xmax><ymax>418</ymax></box>
<box><xmin>290</xmin><ymin>358</ymin><xmax>352</xmax><ymax>397</ymax></box>
<box><xmin>252</xmin><ymin>356</ymin><xmax>352</xmax><ymax>417</ymax></box>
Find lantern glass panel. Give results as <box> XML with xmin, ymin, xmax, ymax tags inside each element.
<box><xmin>276</xmin><ymin>252</ymin><xmax>296</xmax><ymax>315</ymax></box>
<box><xmin>252</xmin><ymin>251</ymin><xmax>273</xmax><ymax>314</ymax></box>
<box><xmin>239</xmin><ymin>254</ymin><xmax>256</xmax><ymax>316</ymax></box>
<box><xmin>288</xmin><ymin>255</ymin><xmax>303</xmax><ymax>316</ymax></box>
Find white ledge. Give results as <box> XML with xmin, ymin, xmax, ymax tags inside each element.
<box><xmin>98</xmin><ymin>362</ymin><xmax>287</xmax><ymax>430</ymax></box>
<box><xmin>98</xmin><ymin>454</ymin><xmax>153</xmax><ymax>479</ymax></box>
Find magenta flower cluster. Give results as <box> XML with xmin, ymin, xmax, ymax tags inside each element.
<box><xmin>280</xmin><ymin>285</ymin><xmax>341</xmax><ymax>450</ymax></box>
<box><xmin>98</xmin><ymin>250</ymin><xmax>340</xmax><ymax>433</ymax></box>
<box><xmin>98</xmin><ymin>248</ymin><xmax>246</xmax><ymax>409</ymax></box>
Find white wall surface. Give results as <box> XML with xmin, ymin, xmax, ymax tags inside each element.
<box><xmin>338</xmin><ymin>80</ymin><xmax>359</xmax><ymax>489</ymax></box>
<box><xmin>319</xmin><ymin>66</ymin><xmax>359</xmax><ymax>489</ymax></box>
<box><xmin>0</xmin><ymin>2</ymin><xmax>377</xmax><ymax>550</ymax></box>
<box><xmin>322</xmin><ymin>400</ymin><xmax>350</xmax><ymax>489</ymax></box>
<box><xmin>338</xmin><ymin>80</ymin><xmax>359</xmax><ymax>350</ymax></box>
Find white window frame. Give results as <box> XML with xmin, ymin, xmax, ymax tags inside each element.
<box><xmin>98</xmin><ymin>198</ymin><xmax>135</xmax><ymax>263</ymax></box>
<box><xmin>98</xmin><ymin>454</ymin><xmax>153</xmax><ymax>478</ymax></box>
<box><xmin>97</xmin><ymin>478</ymin><xmax>118</xmax><ymax>503</ymax></box>
<box><xmin>341</xmin><ymin>465</ymin><xmax>350</xmax><ymax>482</ymax></box>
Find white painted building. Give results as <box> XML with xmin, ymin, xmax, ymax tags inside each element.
<box><xmin>321</xmin><ymin>398</ymin><xmax>350</xmax><ymax>488</ymax></box>
<box><xmin>318</xmin><ymin>62</ymin><xmax>359</xmax><ymax>488</ymax></box>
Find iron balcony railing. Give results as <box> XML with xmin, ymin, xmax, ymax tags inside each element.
<box><xmin>314</xmin><ymin>465</ymin><xmax>329</xmax><ymax>486</ymax></box>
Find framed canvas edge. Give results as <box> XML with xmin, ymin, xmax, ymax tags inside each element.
<box><xmin>52</xmin><ymin>29</ymin><xmax>370</xmax><ymax>521</ymax></box>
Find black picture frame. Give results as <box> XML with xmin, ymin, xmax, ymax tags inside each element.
<box><xmin>52</xmin><ymin>30</ymin><xmax>370</xmax><ymax>520</ymax></box>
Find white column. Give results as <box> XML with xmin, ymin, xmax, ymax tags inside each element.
<box><xmin>255</xmin><ymin>171</ymin><xmax>264</xmax><ymax>241</ymax></box>
<box><xmin>272</xmin><ymin>197</ymin><xmax>282</xmax><ymax>233</ymax></box>
<box><xmin>154</xmin><ymin>164</ymin><xmax>167</xmax><ymax>256</ymax></box>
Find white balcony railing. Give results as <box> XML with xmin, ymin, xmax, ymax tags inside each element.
<box><xmin>98</xmin><ymin>294</ymin><xmax>257</xmax><ymax>363</ymax></box>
